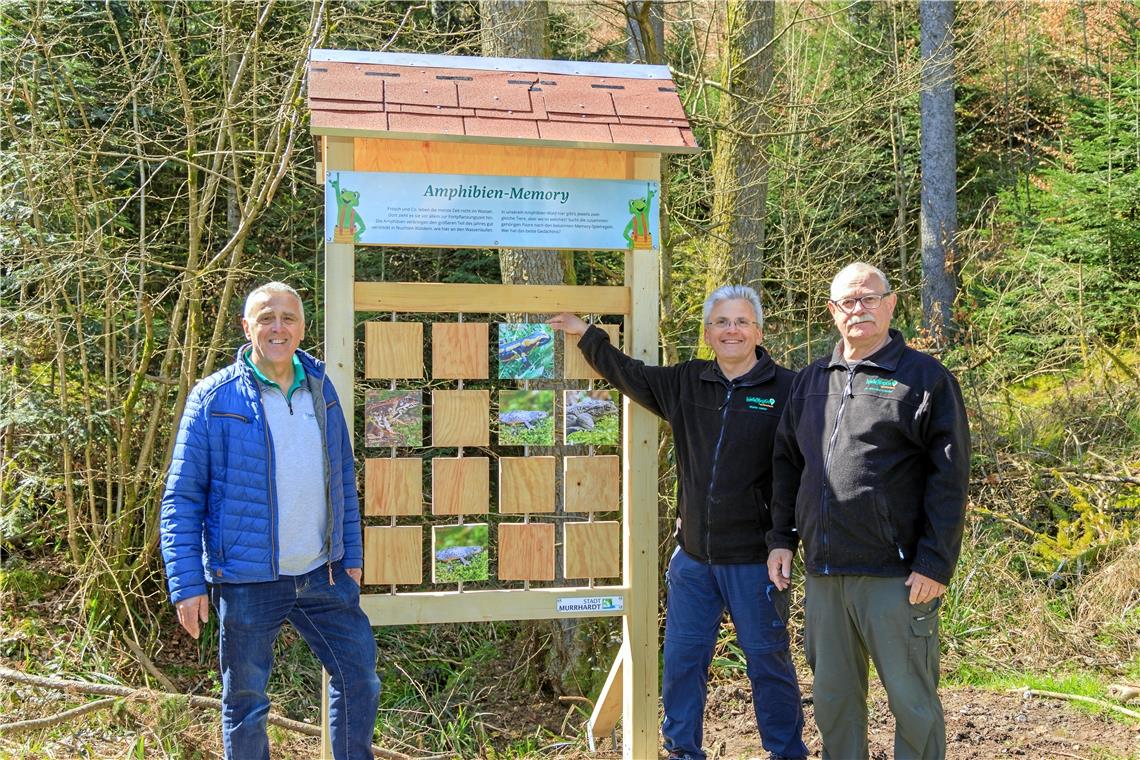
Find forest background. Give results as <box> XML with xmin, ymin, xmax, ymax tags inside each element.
<box><xmin>1</xmin><ymin>1</ymin><xmax>1138</xmax><ymax>758</ymax></box>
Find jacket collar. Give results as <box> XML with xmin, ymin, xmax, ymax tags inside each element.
<box><xmin>827</xmin><ymin>328</ymin><xmax>906</xmax><ymax>371</ymax></box>
<box><xmin>234</xmin><ymin>344</ymin><xmax>326</xmax><ymax>383</ymax></box>
<box><xmin>700</xmin><ymin>346</ymin><xmax>777</xmax><ymax>386</ymax></box>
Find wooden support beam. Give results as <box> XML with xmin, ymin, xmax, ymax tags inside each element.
<box><xmin>321</xmin><ymin>134</ymin><xmax>356</xmax><ymax>760</ymax></box>
<box><xmin>622</xmin><ymin>152</ymin><xmax>662</xmax><ymax>760</ymax></box>
<box><xmin>358</xmin><ymin>587</ymin><xmax>628</xmax><ymax>626</ymax></box>
<box><xmin>355</xmin><ymin>282</ymin><xmax>630</xmax><ymax>315</ymax></box>
<box><xmin>587</xmin><ymin>645</ymin><xmax>626</xmax><ymax>752</ymax></box>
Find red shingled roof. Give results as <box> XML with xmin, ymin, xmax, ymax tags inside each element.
<box><xmin>308</xmin><ymin>51</ymin><xmax>698</xmax><ymax>154</ymax></box>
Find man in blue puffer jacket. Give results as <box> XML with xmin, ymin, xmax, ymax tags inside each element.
<box><xmin>160</xmin><ymin>281</ymin><xmax>379</xmax><ymax>760</ymax></box>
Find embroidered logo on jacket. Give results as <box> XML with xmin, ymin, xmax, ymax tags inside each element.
<box><xmin>865</xmin><ymin>377</ymin><xmax>899</xmax><ymax>394</ymax></box>
<box><xmin>745</xmin><ymin>395</ymin><xmax>776</xmax><ymax>410</ymax></box>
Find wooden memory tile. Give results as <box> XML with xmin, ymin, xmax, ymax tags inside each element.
<box><xmin>365</xmin><ymin>322</ymin><xmax>423</xmax><ymax>379</ymax></box>
<box><xmin>431</xmin><ymin>457</ymin><xmax>490</xmax><ymax>515</ymax></box>
<box><xmin>498</xmin><ymin>523</ymin><xmax>555</xmax><ymax>581</ymax></box>
<box><xmin>431</xmin><ymin>389</ymin><xmax>490</xmax><ymax>447</ymax></box>
<box><xmin>498</xmin><ymin>456</ymin><xmax>556</xmax><ymax>514</ymax></box>
<box><xmin>564</xmin><ymin>323</ymin><xmax>620</xmax><ymax>380</ymax></box>
<box><xmin>364</xmin><ymin>458</ymin><xmax>422</xmax><ymax>516</ymax></box>
<box><xmin>432</xmin><ymin>523</ymin><xmax>490</xmax><ymax>583</ymax></box>
<box><xmin>564</xmin><ymin>521</ymin><xmax>620</xmax><ymax>579</ymax></box>
<box><xmin>363</xmin><ymin>526</ymin><xmax>422</xmax><ymax>585</ymax></box>
<box><xmin>432</xmin><ymin>323</ymin><xmax>489</xmax><ymax>379</ymax></box>
<box><xmin>563</xmin><ymin>455</ymin><xmax>620</xmax><ymax>513</ymax></box>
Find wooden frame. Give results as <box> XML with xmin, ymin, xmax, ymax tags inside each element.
<box><xmin>324</xmin><ymin>132</ymin><xmax>662</xmax><ymax>760</ymax></box>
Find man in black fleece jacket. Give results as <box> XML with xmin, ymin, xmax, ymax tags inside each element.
<box><xmin>767</xmin><ymin>262</ymin><xmax>970</xmax><ymax>760</ymax></box>
<box><xmin>552</xmin><ymin>285</ymin><xmax>807</xmax><ymax>760</ymax></box>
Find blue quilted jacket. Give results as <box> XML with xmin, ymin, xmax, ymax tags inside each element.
<box><xmin>160</xmin><ymin>347</ymin><xmax>361</xmax><ymax>604</ymax></box>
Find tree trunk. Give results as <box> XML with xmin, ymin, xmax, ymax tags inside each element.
<box><xmin>625</xmin><ymin>1</ymin><xmax>664</xmax><ymax>64</ymax></box>
<box><xmin>479</xmin><ymin>1</ymin><xmax>569</xmax><ymax>290</ymax></box>
<box><xmin>707</xmin><ymin>0</ymin><xmax>774</xmax><ymax>292</ymax></box>
<box><xmin>480</xmin><ymin>0</ymin><xmax>593</xmax><ymax>696</ymax></box>
<box><xmin>919</xmin><ymin>0</ymin><xmax>958</xmax><ymax>344</ymax></box>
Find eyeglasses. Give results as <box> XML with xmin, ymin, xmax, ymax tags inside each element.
<box><xmin>829</xmin><ymin>292</ymin><xmax>892</xmax><ymax>313</ymax></box>
<box><xmin>705</xmin><ymin>317</ymin><xmax>759</xmax><ymax>330</ymax></box>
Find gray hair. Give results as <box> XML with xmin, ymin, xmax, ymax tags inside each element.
<box><xmin>244</xmin><ymin>281</ymin><xmax>304</xmax><ymax>320</ymax></box>
<box><xmin>702</xmin><ymin>284</ymin><xmax>764</xmax><ymax>328</ymax></box>
<box><xmin>830</xmin><ymin>262</ymin><xmax>891</xmax><ymax>299</ymax></box>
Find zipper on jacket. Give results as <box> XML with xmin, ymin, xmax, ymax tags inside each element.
<box><xmin>821</xmin><ymin>364</ymin><xmax>860</xmax><ymax>573</ymax></box>
<box><xmin>705</xmin><ymin>383</ymin><xmax>735</xmax><ymax>563</ymax></box>
<box><xmin>257</xmin><ymin>391</ymin><xmax>281</xmax><ymax>578</ymax></box>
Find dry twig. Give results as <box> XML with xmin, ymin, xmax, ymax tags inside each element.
<box><xmin>0</xmin><ymin>668</ymin><xmax>413</xmax><ymax>759</ymax></box>
<box><xmin>1010</xmin><ymin>686</ymin><xmax>1140</xmax><ymax>721</ymax></box>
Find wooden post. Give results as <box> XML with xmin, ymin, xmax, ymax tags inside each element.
<box><xmin>322</xmin><ymin>135</ymin><xmax>356</xmax><ymax>760</ymax></box>
<box><xmin>621</xmin><ymin>153</ymin><xmax>662</xmax><ymax>759</ymax></box>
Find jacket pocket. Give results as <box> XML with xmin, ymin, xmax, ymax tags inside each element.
<box><xmin>907</xmin><ymin>597</ymin><xmax>940</xmax><ymax>674</ymax></box>
<box><xmin>209</xmin><ymin>411</ymin><xmax>250</xmax><ymax>423</ymax></box>
<box><xmin>873</xmin><ymin>492</ymin><xmax>903</xmax><ymax>558</ymax></box>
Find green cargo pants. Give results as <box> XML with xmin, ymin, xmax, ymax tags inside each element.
<box><xmin>804</xmin><ymin>574</ymin><xmax>944</xmax><ymax>760</ymax></box>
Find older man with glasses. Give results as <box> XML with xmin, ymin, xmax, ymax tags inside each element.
<box><xmin>551</xmin><ymin>285</ymin><xmax>808</xmax><ymax>760</ymax></box>
<box><xmin>767</xmin><ymin>262</ymin><xmax>970</xmax><ymax>760</ymax></box>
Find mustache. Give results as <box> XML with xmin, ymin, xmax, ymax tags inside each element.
<box><xmin>846</xmin><ymin>314</ymin><xmax>875</xmax><ymax>325</ymax></box>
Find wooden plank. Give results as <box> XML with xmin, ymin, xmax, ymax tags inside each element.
<box><xmin>363</xmin><ymin>526</ymin><xmax>422</xmax><ymax>585</ymax></box>
<box><xmin>564</xmin><ymin>323</ymin><xmax>620</xmax><ymax>380</ymax></box>
<box><xmin>498</xmin><ymin>456</ymin><xmax>556</xmax><ymax>514</ymax></box>
<box><xmin>498</xmin><ymin>523</ymin><xmax>555</xmax><ymax>581</ymax></box>
<box><xmin>364</xmin><ymin>458</ymin><xmax>423</xmax><ymax>516</ymax></box>
<box><xmin>587</xmin><ymin>645</ymin><xmax>626</xmax><ymax>752</ymax></box>
<box><xmin>431</xmin><ymin>456</ymin><xmax>490</xmax><ymax>515</ymax></box>
<box><xmin>564</xmin><ymin>455</ymin><xmax>620</xmax><ymax>513</ymax></box>
<box><xmin>354</xmin><ymin>138</ymin><xmax>632</xmax><ymax>179</ymax></box>
<box><xmin>323</xmin><ymin>135</ymin><xmax>356</xmax><ymax>439</ymax></box>
<box><xmin>322</xmin><ymin>134</ymin><xmax>356</xmax><ymax>760</ymax></box>
<box><xmin>431</xmin><ymin>390</ymin><xmax>490</xmax><ymax>447</ymax></box>
<box><xmin>564</xmin><ymin>521</ymin><xmax>621</xmax><ymax>579</ymax></box>
<box><xmin>364</xmin><ymin>322</ymin><xmax>424</xmax><ymax>379</ymax></box>
<box><xmin>432</xmin><ymin>322</ymin><xmax>489</xmax><ymax>379</ymax></box>
<box><xmin>359</xmin><ymin>586</ymin><xmax>628</xmax><ymax>626</ymax></box>
<box><xmin>622</xmin><ymin>152</ymin><xmax>662</xmax><ymax>760</ymax></box>
<box><xmin>356</xmin><ymin>282</ymin><xmax>630</xmax><ymax>315</ymax></box>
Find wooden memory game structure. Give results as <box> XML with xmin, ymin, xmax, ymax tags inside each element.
<box><xmin>308</xmin><ymin>49</ymin><xmax>698</xmax><ymax>758</ymax></box>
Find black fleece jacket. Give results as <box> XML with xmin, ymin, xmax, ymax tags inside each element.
<box><xmin>576</xmin><ymin>325</ymin><xmax>795</xmax><ymax>563</ymax></box>
<box><xmin>766</xmin><ymin>330</ymin><xmax>970</xmax><ymax>585</ymax></box>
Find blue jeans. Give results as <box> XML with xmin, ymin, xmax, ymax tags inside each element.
<box><xmin>210</xmin><ymin>562</ymin><xmax>381</xmax><ymax>760</ymax></box>
<box><xmin>662</xmin><ymin>548</ymin><xmax>808</xmax><ymax>760</ymax></box>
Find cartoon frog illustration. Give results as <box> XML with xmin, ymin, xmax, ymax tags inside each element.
<box><xmin>330</xmin><ymin>172</ymin><xmax>365</xmax><ymax>243</ymax></box>
<box><xmin>623</xmin><ymin>183</ymin><xmax>657</xmax><ymax>249</ymax></box>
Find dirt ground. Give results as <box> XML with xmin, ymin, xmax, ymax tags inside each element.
<box><xmin>572</xmin><ymin>679</ymin><xmax>1140</xmax><ymax>760</ymax></box>
<box><xmin>4</xmin><ymin>665</ymin><xmax>1138</xmax><ymax>759</ymax></box>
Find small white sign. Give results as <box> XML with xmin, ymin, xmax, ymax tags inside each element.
<box><xmin>556</xmin><ymin>595</ymin><xmax>624</xmax><ymax>614</ymax></box>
